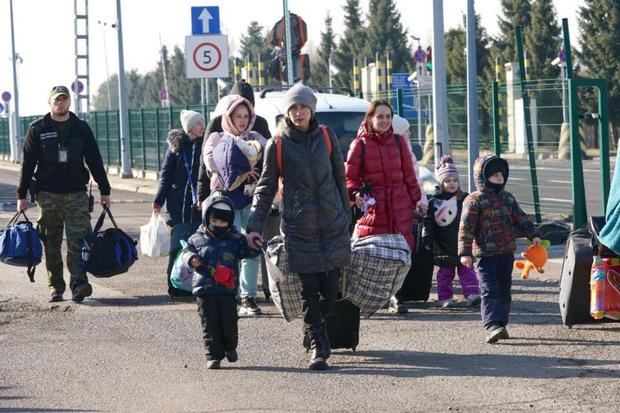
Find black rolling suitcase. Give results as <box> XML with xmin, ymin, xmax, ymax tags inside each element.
<box><xmin>559</xmin><ymin>228</ymin><xmax>595</xmax><ymax>327</ymax></box>
<box><xmin>396</xmin><ymin>223</ymin><xmax>434</xmax><ymax>302</ymax></box>
<box><xmin>325</xmin><ymin>298</ymin><xmax>360</xmax><ymax>351</ymax></box>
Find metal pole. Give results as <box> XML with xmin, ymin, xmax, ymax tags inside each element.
<box><xmin>561</xmin><ymin>63</ymin><xmax>568</xmax><ymax>123</ymax></box>
<box><xmin>9</xmin><ymin>0</ymin><xmax>21</xmax><ymax>163</ymax></box>
<box><xmin>516</xmin><ymin>26</ymin><xmax>542</xmax><ymax>224</ymax></box>
<box><xmin>98</xmin><ymin>21</ymin><xmax>112</xmax><ymax>110</ymax></box>
<box><xmin>159</xmin><ymin>34</ymin><xmax>170</xmax><ymax>108</ymax></box>
<box><xmin>466</xmin><ymin>0</ymin><xmax>479</xmax><ymax>193</ymax></box>
<box><xmin>205</xmin><ymin>80</ymin><xmax>210</xmax><ymax>107</ymax></box>
<box><xmin>328</xmin><ymin>55</ymin><xmax>333</xmax><ymax>90</ymax></box>
<box><xmin>396</xmin><ymin>88</ymin><xmax>403</xmax><ymax>116</ymax></box>
<box><xmin>201</xmin><ymin>79</ymin><xmax>205</xmax><ymax>105</ymax></box>
<box><xmin>492</xmin><ymin>81</ymin><xmax>501</xmax><ymax>156</ymax></box>
<box><xmin>597</xmin><ymin>79</ymin><xmax>610</xmax><ymax>213</ymax></box>
<box><xmin>115</xmin><ymin>0</ymin><xmax>132</xmax><ymax>178</ymax></box>
<box><xmin>562</xmin><ymin>18</ymin><xmax>587</xmax><ymax>228</ymax></box>
<box><xmin>417</xmin><ymin>82</ymin><xmax>422</xmax><ymax>146</ymax></box>
<box><xmin>431</xmin><ymin>0</ymin><xmax>450</xmax><ymax>169</ymax></box>
<box><xmin>283</xmin><ymin>0</ymin><xmax>294</xmax><ymax>86</ymax></box>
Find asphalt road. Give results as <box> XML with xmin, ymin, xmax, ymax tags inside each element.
<box><xmin>0</xmin><ymin>165</ymin><xmax>619</xmax><ymax>412</ymax></box>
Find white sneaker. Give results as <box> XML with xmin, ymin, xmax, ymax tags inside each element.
<box><xmin>437</xmin><ymin>299</ymin><xmax>453</xmax><ymax>308</ymax></box>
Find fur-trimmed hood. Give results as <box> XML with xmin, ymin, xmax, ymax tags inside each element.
<box><xmin>167</xmin><ymin>128</ymin><xmax>202</xmax><ymax>154</ymax></box>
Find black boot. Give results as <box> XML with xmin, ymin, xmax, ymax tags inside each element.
<box><xmin>318</xmin><ymin>323</ymin><xmax>331</xmax><ymax>360</ymax></box>
<box><xmin>309</xmin><ymin>340</ymin><xmax>329</xmax><ymax>370</ymax></box>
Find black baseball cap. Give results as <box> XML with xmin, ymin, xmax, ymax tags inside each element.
<box><xmin>49</xmin><ymin>86</ymin><xmax>70</xmax><ymax>102</ymax></box>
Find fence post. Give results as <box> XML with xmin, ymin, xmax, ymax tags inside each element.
<box><xmin>597</xmin><ymin>79</ymin><xmax>610</xmax><ymax>214</ymax></box>
<box><xmin>491</xmin><ymin>81</ymin><xmax>501</xmax><ymax>156</ymax></box>
<box><xmin>562</xmin><ymin>18</ymin><xmax>587</xmax><ymax>228</ymax></box>
<box><xmin>516</xmin><ymin>26</ymin><xmax>542</xmax><ymax>224</ymax></box>
<box><xmin>115</xmin><ymin>111</ymin><xmax>121</xmax><ymax>167</ymax></box>
<box><xmin>140</xmin><ymin>109</ymin><xmax>146</xmax><ymax>170</ymax></box>
<box><xmin>155</xmin><ymin>109</ymin><xmax>161</xmax><ymax>171</ymax></box>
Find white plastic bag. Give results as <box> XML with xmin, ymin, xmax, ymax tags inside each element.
<box><xmin>140</xmin><ymin>212</ymin><xmax>170</xmax><ymax>257</ymax></box>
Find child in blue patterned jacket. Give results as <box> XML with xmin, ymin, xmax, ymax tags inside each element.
<box><xmin>183</xmin><ymin>193</ymin><xmax>261</xmax><ymax>369</ymax></box>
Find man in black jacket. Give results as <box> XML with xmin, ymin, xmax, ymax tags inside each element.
<box><xmin>197</xmin><ymin>80</ymin><xmax>272</xmax><ymax>316</ymax></box>
<box><xmin>17</xmin><ymin>85</ymin><xmax>112</xmax><ymax>303</ymax></box>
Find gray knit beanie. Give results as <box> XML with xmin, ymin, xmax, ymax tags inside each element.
<box><xmin>180</xmin><ymin>110</ymin><xmax>205</xmax><ymax>134</ymax></box>
<box><xmin>283</xmin><ymin>83</ymin><xmax>317</xmax><ymax>115</ymax></box>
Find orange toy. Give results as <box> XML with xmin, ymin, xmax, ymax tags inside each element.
<box><xmin>515</xmin><ymin>244</ymin><xmax>548</xmax><ymax>279</ymax></box>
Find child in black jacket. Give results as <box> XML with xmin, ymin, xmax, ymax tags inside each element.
<box><xmin>422</xmin><ymin>156</ymin><xmax>481</xmax><ymax>308</ymax></box>
<box><xmin>182</xmin><ymin>194</ymin><xmax>261</xmax><ymax>369</ymax></box>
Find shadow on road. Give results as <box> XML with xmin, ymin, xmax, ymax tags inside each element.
<box><xmin>324</xmin><ymin>350</ymin><xmax>620</xmax><ymax>379</ymax></box>
<box><xmin>0</xmin><ymin>386</ymin><xmax>100</xmax><ymax>412</ymax></box>
<box><xmin>83</xmin><ymin>295</ymin><xmax>194</xmax><ymax>307</ymax></box>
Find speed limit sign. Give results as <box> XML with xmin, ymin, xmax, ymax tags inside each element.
<box><xmin>185</xmin><ymin>35</ymin><xmax>229</xmax><ymax>78</ymax></box>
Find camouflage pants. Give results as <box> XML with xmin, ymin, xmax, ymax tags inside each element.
<box><xmin>36</xmin><ymin>191</ymin><xmax>92</xmax><ymax>294</ymax></box>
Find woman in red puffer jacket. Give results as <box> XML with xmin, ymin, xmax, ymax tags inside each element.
<box><xmin>346</xmin><ymin>100</ymin><xmax>422</xmax><ymax>255</ymax></box>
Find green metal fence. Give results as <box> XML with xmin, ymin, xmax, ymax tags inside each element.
<box><xmin>0</xmin><ymin>86</ymin><xmax>614</xmax><ymax>222</ymax></box>
<box><xmin>0</xmin><ymin>104</ymin><xmax>212</xmax><ymax>172</ymax></box>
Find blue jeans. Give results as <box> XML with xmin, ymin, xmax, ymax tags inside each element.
<box><xmin>234</xmin><ymin>205</ymin><xmax>260</xmax><ymax>298</ymax></box>
<box><xmin>475</xmin><ymin>253</ymin><xmax>514</xmax><ymax>328</ymax></box>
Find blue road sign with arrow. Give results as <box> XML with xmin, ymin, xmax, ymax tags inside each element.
<box><xmin>191</xmin><ymin>6</ymin><xmax>220</xmax><ymax>35</ymax></box>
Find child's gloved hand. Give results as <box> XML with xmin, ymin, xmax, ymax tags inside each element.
<box><xmin>213</xmin><ymin>265</ymin><xmax>236</xmax><ymax>288</ymax></box>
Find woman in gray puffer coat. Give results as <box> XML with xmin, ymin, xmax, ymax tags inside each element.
<box><xmin>247</xmin><ymin>84</ymin><xmax>351</xmax><ymax>371</ymax></box>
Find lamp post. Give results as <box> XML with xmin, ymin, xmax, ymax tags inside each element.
<box><xmin>115</xmin><ymin>0</ymin><xmax>132</xmax><ymax>178</ymax></box>
<box><xmin>466</xmin><ymin>0</ymin><xmax>479</xmax><ymax>193</ymax></box>
<box><xmin>9</xmin><ymin>0</ymin><xmax>21</xmax><ymax>162</ymax></box>
<box><xmin>97</xmin><ymin>20</ymin><xmax>114</xmax><ymax>111</ymax></box>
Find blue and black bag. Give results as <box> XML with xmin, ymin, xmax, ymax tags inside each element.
<box><xmin>81</xmin><ymin>207</ymin><xmax>137</xmax><ymax>278</ymax></box>
<box><xmin>0</xmin><ymin>211</ymin><xmax>42</xmax><ymax>282</ymax></box>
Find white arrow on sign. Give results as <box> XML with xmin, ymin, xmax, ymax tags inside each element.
<box><xmin>198</xmin><ymin>8</ymin><xmax>213</xmax><ymax>34</ymax></box>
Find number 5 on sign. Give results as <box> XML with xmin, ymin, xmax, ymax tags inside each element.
<box><xmin>185</xmin><ymin>35</ymin><xmax>229</xmax><ymax>78</ymax></box>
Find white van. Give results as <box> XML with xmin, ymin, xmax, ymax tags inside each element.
<box><xmin>253</xmin><ymin>88</ymin><xmax>369</xmax><ymax>159</ymax></box>
<box><xmin>215</xmin><ymin>86</ymin><xmax>439</xmax><ymax>195</ymax></box>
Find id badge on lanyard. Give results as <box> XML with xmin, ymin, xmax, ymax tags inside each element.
<box><xmin>58</xmin><ymin>145</ymin><xmax>68</xmax><ymax>163</ymax></box>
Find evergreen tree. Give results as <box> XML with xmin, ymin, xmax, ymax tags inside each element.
<box><xmin>444</xmin><ymin>14</ymin><xmax>494</xmax><ymax>141</ymax></box>
<box><xmin>578</xmin><ymin>0</ymin><xmax>620</xmax><ymax>126</ymax></box>
<box><xmin>142</xmin><ymin>45</ymin><xmax>171</xmax><ymax>107</ymax></box>
<box><xmin>313</xmin><ymin>12</ymin><xmax>337</xmax><ymax>88</ymax></box>
<box><xmin>92</xmin><ymin>70</ymin><xmax>147</xmax><ymax>110</ymax></box>
<box><xmin>445</xmin><ymin>28</ymin><xmax>467</xmax><ymax>85</ymax></box>
<box><xmin>364</xmin><ymin>0</ymin><xmax>411</xmax><ymax>73</ymax></box>
<box><xmin>496</xmin><ymin>0</ymin><xmax>532</xmax><ymax>63</ymax></box>
<box><xmin>92</xmin><ymin>75</ymin><xmax>118</xmax><ymax>111</ymax></box>
<box><xmin>238</xmin><ymin>21</ymin><xmax>272</xmax><ymax>63</ymax></box>
<box><xmin>332</xmin><ymin>0</ymin><xmax>367</xmax><ymax>88</ymax></box>
<box><xmin>526</xmin><ymin>0</ymin><xmax>561</xmax><ymax>80</ymax></box>
<box><xmin>167</xmin><ymin>45</ymin><xmax>201</xmax><ymax>105</ymax></box>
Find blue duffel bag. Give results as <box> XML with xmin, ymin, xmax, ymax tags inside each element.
<box><xmin>0</xmin><ymin>210</ymin><xmax>43</xmax><ymax>282</ymax></box>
